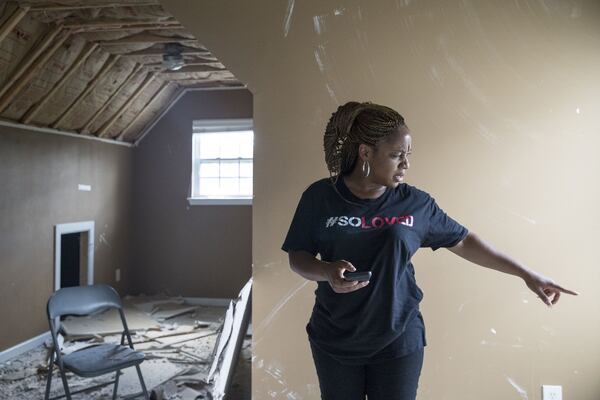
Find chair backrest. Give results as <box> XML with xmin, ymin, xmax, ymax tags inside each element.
<box><xmin>47</xmin><ymin>284</ymin><xmax>122</xmax><ymax>319</ymax></box>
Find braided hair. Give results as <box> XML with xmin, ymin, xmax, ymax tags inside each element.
<box><xmin>323</xmin><ymin>101</ymin><xmax>406</xmax><ymax>183</ymax></box>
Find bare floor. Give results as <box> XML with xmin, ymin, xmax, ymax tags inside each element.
<box><xmin>0</xmin><ymin>295</ymin><xmax>251</xmax><ymax>399</ymax></box>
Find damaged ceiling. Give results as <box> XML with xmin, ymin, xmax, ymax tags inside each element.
<box><xmin>0</xmin><ymin>0</ymin><xmax>244</xmax><ymax>144</ymax></box>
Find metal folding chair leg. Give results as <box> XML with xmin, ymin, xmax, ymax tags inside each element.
<box><xmin>44</xmin><ymin>353</ymin><xmax>54</xmax><ymax>400</ymax></box>
<box><xmin>57</xmin><ymin>364</ymin><xmax>72</xmax><ymax>400</ymax></box>
<box><xmin>135</xmin><ymin>364</ymin><xmax>150</xmax><ymax>399</ymax></box>
<box><xmin>112</xmin><ymin>369</ymin><xmax>121</xmax><ymax>400</ymax></box>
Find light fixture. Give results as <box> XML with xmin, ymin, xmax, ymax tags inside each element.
<box><xmin>162</xmin><ymin>42</ymin><xmax>184</xmax><ymax>71</ymax></box>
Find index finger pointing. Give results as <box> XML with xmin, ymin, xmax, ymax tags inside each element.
<box><xmin>552</xmin><ymin>284</ymin><xmax>579</xmax><ymax>296</ymax></box>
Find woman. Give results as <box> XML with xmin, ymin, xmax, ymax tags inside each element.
<box><xmin>281</xmin><ymin>101</ymin><xmax>578</xmax><ymax>400</ymax></box>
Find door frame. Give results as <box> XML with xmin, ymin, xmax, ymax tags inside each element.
<box><xmin>54</xmin><ymin>221</ymin><xmax>95</xmax><ymax>291</ymax></box>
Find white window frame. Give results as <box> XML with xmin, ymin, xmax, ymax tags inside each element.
<box><xmin>188</xmin><ymin>118</ymin><xmax>254</xmax><ymax>206</ymax></box>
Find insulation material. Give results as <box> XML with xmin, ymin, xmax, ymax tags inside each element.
<box><xmin>119</xmin><ymin>81</ymin><xmax>179</xmax><ymax>142</ymax></box>
<box><xmin>59</xmin><ymin>57</ymin><xmax>137</xmax><ymax>131</ymax></box>
<box><xmin>103</xmin><ymin>75</ymin><xmax>164</xmax><ymax>139</ymax></box>
<box><xmin>2</xmin><ymin>34</ymin><xmax>87</xmax><ymax>120</ymax></box>
<box><xmin>0</xmin><ymin>8</ymin><xmax>46</xmax><ymax>87</ymax></box>
<box><xmin>86</xmin><ymin>66</ymin><xmax>148</xmax><ymax>134</ymax></box>
<box><xmin>27</xmin><ymin>3</ymin><xmax>168</xmax><ymax>24</ymax></box>
<box><xmin>32</xmin><ymin>47</ymin><xmax>110</xmax><ymax>126</ymax></box>
<box><xmin>80</xmin><ymin>29</ymin><xmax>195</xmax><ymax>43</ymax></box>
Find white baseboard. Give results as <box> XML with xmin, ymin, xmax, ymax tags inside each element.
<box><xmin>0</xmin><ymin>331</ymin><xmax>50</xmax><ymax>365</ymax></box>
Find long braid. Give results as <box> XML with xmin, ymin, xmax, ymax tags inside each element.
<box><xmin>323</xmin><ymin>101</ymin><xmax>406</xmax><ymax>184</ymax></box>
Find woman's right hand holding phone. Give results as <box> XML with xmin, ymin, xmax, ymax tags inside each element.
<box><xmin>324</xmin><ymin>260</ymin><xmax>370</xmax><ymax>293</ymax></box>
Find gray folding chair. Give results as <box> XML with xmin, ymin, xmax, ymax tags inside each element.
<box><xmin>44</xmin><ymin>284</ymin><xmax>150</xmax><ymax>400</ymax></box>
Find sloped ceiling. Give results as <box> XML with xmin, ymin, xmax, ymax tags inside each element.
<box><xmin>0</xmin><ymin>0</ymin><xmax>245</xmax><ymax>144</ymax></box>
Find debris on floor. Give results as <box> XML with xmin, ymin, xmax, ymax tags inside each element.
<box><xmin>0</xmin><ymin>279</ymin><xmax>252</xmax><ymax>400</ymax></box>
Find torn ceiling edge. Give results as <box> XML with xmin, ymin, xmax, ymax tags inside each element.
<box><xmin>207</xmin><ymin>278</ymin><xmax>252</xmax><ymax>400</ymax></box>
<box><xmin>132</xmin><ymin>85</ymin><xmax>248</xmax><ymax>147</ymax></box>
<box><xmin>0</xmin><ymin>118</ymin><xmax>132</xmax><ymax>147</ymax></box>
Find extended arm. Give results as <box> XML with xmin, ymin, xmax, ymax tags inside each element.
<box><xmin>448</xmin><ymin>231</ymin><xmax>578</xmax><ymax>306</ymax></box>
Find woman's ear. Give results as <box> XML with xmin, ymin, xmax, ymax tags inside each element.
<box><xmin>358</xmin><ymin>143</ymin><xmax>372</xmax><ymax>161</ymax></box>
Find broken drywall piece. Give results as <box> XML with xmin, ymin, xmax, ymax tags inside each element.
<box><xmin>61</xmin><ymin>305</ymin><xmax>160</xmax><ymax>338</ymax></box>
<box><xmin>151</xmin><ymin>303</ymin><xmax>199</xmax><ymax>320</ymax></box>
<box><xmin>209</xmin><ymin>278</ymin><xmax>252</xmax><ymax>400</ymax></box>
<box><xmin>125</xmin><ymin>294</ymin><xmax>186</xmax><ymax>314</ymax></box>
<box><xmin>207</xmin><ymin>302</ymin><xmax>234</xmax><ymax>381</ymax></box>
<box><xmin>155</xmin><ymin>331</ymin><xmax>217</xmax><ymax>347</ymax></box>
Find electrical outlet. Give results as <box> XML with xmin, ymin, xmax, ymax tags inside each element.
<box><xmin>542</xmin><ymin>385</ymin><xmax>562</xmax><ymax>400</ymax></box>
<box><xmin>115</xmin><ymin>268</ymin><xmax>121</xmax><ymax>282</ymax></box>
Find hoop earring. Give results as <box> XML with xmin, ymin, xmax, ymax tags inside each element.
<box><xmin>362</xmin><ymin>160</ymin><xmax>370</xmax><ymax>178</ymax></box>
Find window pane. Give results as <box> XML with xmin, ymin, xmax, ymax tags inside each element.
<box><xmin>240</xmin><ymin>178</ymin><xmax>252</xmax><ymax>195</ymax></box>
<box><xmin>199</xmin><ymin>178</ymin><xmax>219</xmax><ymax>196</ymax></box>
<box><xmin>240</xmin><ymin>160</ymin><xmax>253</xmax><ymax>177</ymax></box>
<box><xmin>199</xmin><ymin>161</ymin><xmax>219</xmax><ymax>177</ymax></box>
<box><xmin>220</xmin><ymin>178</ymin><xmax>239</xmax><ymax>195</ymax></box>
<box><xmin>239</xmin><ymin>133</ymin><xmax>254</xmax><ymax>158</ymax></box>
<box><xmin>220</xmin><ymin>160</ymin><xmax>239</xmax><ymax>178</ymax></box>
<box><xmin>199</xmin><ymin>133</ymin><xmax>220</xmax><ymax>159</ymax></box>
<box><xmin>219</xmin><ymin>132</ymin><xmax>240</xmax><ymax>158</ymax></box>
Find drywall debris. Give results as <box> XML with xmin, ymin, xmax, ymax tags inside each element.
<box><xmin>0</xmin><ymin>289</ymin><xmax>251</xmax><ymax>399</ymax></box>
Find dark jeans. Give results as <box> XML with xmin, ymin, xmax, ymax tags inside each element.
<box><xmin>310</xmin><ymin>343</ymin><xmax>424</xmax><ymax>400</ymax></box>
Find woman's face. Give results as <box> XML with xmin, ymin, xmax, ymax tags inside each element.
<box><xmin>360</xmin><ymin>126</ymin><xmax>412</xmax><ymax>188</ymax></box>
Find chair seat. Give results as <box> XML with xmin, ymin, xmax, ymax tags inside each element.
<box><xmin>62</xmin><ymin>344</ymin><xmax>145</xmax><ymax>377</ymax></box>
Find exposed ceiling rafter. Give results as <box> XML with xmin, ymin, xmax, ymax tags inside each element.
<box><xmin>0</xmin><ymin>4</ymin><xmax>29</xmax><ymax>44</ymax></box>
<box><xmin>0</xmin><ymin>29</ymin><xmax>71</xmax><ymax>114</ymax></box>
<box><xmin>116</xmin><ymin>81</ymin><xmax>171</xmax><ymax>141</ymax></box>
<box><xmin>21</xmin><ymin>42</ymin><xmax>99</xmax><ymax>124</ymax></box>
<box><xmin>51</xmin><ymin>54</ymin><xmax>121</xmax><ymax>129</ymax></box>
<box><xmin>26</xmin><ymin>2</ymin><xmax>160</xmax><ymax>12</ymax></box>
<box><xmin>97</xmin><ymin>71</ymin><xmax>157</xmax><ymax>138</ymax></box>
<box><xmin>80</xmin><ymin>63</ymin><xmax>143</xmax><ymax>133</ymax></box>
<box><xmin>0</xmin><ymin>2</ymin><xmax>244</xmax><ymax>144</ymax></box>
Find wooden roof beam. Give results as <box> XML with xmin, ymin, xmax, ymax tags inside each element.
<box><xmin>132</xmin><ymin>85</ymin><xmax>185</xmax><ymax>145</ymax></box>
<box><xmin>63</xmin><ymin>18</ymin><xmax>179</xmax><ymax>29</ymax></box>
<box><xmin>96</xmin><ymin>32</ymin><xmax>196</xmax><ymax>46</ymax></box>
<box><xmin>77</xmin><ymin>25</ymin><xmax>185</xmax><ymax>33</ymax></box>
<box><xmin>145</xmin><ymin>61</ymin><xmax>222</xmax><ymax>69</ymax></box>
<box><xmin>0</xmin><ymin>5</ymin><xmax>30</xmax><ymax>45</ymax></box>
<box><xmin>97</xmin><ymin>71</ymin><xmax>157</xmax><ymax>138</ymax></box>
<box><xmin>0</xmin><ymin>24</ymin><xmax>63</xmax><ymax>100</ymax></box>
<box><xmin>116</xmin><ymin>81</ymin><xmax>171</xmax><ymax>141</ymax></box>
<box><xmin>27</xmin><ymin>2</ymin><xmax>160</xmax><ymax>11</ymax></box>
<box><xmin>0</xmin><ymin>29</ymin><xmax>70</xmax><ymax>114</ymax></box>
<box><xmin>120</xmin><ymin>48</ymin><xmax>212</xmax><ymax>57</ymax></box>
<box><xmin>21</xmin><ymin>42</ymin><xmax>99</xmax><ymax>124</ymax></box>
<box><xmin>51</xmin><ymin>54</ymin><xmax>121</xmax><ymax>129</ymax></box>
<box><xmin>80</xmin><ymin>63</ymin><xmax>143</xmax><ymax>133</ymax></box>
<box><xmin>159</xmin><ymin>65</ymin><xmax>227</xmax><ymax>74</ymax></box>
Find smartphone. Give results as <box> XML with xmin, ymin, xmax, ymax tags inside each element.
<box><xmin>343</xmin><ymin>270</ymin><xmax>372</xmax><ymax>282</ymax></box>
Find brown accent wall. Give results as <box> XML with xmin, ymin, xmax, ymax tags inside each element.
<box><xmin>0</xmin><ymin>127</ymin><xmax>132</xmax><ymax>350</ymax></box>
<box><xmin>129</xmin><ymin>89</ymin><xmax>253</xmax><ymax>298</ymax></box>
<box><xmin>163</xmin><ymin>1</ymin><xmax>600</xmax><ymax>399</ymax></box>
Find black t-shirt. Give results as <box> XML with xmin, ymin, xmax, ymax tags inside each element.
<box><xmin>281</xmin><ymin>177</ymin><xmax>468</xmax><ymax>364</ymax></box>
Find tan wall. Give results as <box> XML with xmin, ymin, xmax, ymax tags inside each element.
<box><xmin>0</xmin><ymin>126</ymin><xmax>132</xmax><ymax>350</ymax></box>
<box><xmin>130</xmin><ymin>89</ymin><xmax>253</xmax><ymax>298</ymax></box>
<box><xmin>167</xmin><ymin>1</ymin><xmax>600</xmax><ymax>399</ymax></box>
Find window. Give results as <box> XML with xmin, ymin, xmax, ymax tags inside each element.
<box><xmin>189</xmin><ymin>119</ymin><xmax>253</xmax><ymax>205</ymax></box>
